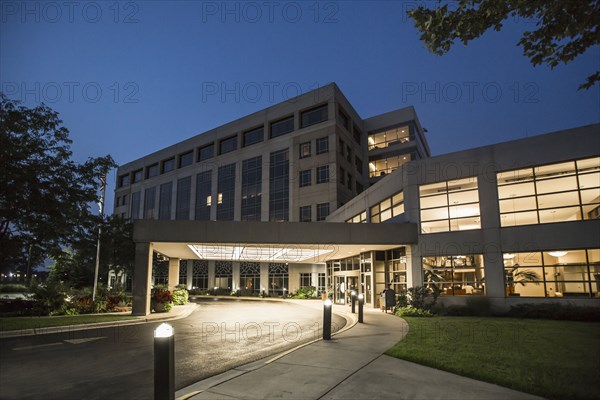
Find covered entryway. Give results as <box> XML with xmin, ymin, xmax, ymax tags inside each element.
<box><xmin>131</xmin><ymin>220</ymin><xmax>418</xmax><ymax>315</ymax></box>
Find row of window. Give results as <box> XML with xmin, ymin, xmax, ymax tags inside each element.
<box><xmin>299</xmin><ymin>136</ymin><xmax>329</xmax><ymax>158</ymax></box>
<box><xmin>129</xmin><ymin>149</ymin><xmax>290</xmax><ymax>222</ymax></box>
<box><xmin>118</xmin><ymin>104</ymin><xmax>330</xmax><ymax>188</ymax></box>
<box><xmin>299</xmin><ymin>203</ymin><xmax>330</xmax><ymax>222</ymax></box>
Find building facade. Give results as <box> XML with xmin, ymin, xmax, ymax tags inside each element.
<box><xmin>114</xmin><ymin>83</ymin><xmax>599</xmax><ymax>314</ymax></box>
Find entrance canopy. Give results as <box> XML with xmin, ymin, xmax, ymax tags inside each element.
<box><xmin>131</xmin><ymin>220</ymin><xmax>418</xmax><ymax>314</ymax></box>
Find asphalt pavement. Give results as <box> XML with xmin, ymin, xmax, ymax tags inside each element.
<box><xmin>0</xmin><ymin>298</ymin><xmax>345</xmax><ymax>400</ymax></box>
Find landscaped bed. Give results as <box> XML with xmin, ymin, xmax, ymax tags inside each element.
<box><xmin>386</xmin><ymin>316</ymin><xmax>600</xmax><ymax>400</ymax></box>
<box><xmin>0</xmin><ymin>314</ymin><xmax>139</xmax><ymax>331</ymax></box>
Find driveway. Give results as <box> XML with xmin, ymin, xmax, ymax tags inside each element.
<box><xmin>0</xmin><ymin>298</ymin><xmax>346</xmax><ymax>400</ymax></box>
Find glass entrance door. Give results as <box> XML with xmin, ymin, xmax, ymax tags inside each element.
<box><xmin>334</xmin><ymin>276</ymin><xmax>346</xmax><ymax>304</ymax></box>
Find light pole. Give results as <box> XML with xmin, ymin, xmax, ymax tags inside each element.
<box><xmin>154</xmin><ymin>323</ymin><xmax>175</xmax><ymax>400</ymax></box>
<box><xmin>358</xmin><ymin>293</ymin><xmax>364</xmax><ymax>323</ymax></box>
<box><xmin>92</xmin><ymin>173</ymin><xmax>107</xmax><ymax>302</ymax></box>
<box><xmin>323</xmin><ymin>299</ymin><xmax>332</xmax><ymax>340</ymax></box>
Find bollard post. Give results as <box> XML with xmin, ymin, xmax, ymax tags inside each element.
<box><xmin>154</xmin><ymin>323</ymin><xmax>175</xmax><ymax>400</ymax></box>
<box><xmin>358</xmin><ymin>293</ymin><xmax>364</xmax><ymax>323</ymax></box>
<box><xmin>351</xmin><ymin>291</ymin><xmax>356</xmax><ymax>314</ymax></box>
<box><xmin>323</xmin><ymin>299</ymin><xmax>332</xmax><ymax>340</ymax></box>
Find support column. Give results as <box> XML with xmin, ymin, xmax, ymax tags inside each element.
<box><xmin>232</xmin><ymin>262</ymin><xmax>240</xmax><ymax>291</ymax></box>
<box><xmin>186</xmin><ymin>260</ymin><xmax>194</xmax><ymax>290</ymax></box>
<box><xmin>260</xmin><ymin>262</ymin><xmax>269</xmax><ymax>295</ymax></box>
<box><xmin>168</xmin><ymin>258</ymin><xmax>180</xmax><ymax>291</ymax></box>
<box><xmin>208</xmin><ymin>260</ymin><xmax>216</xmax><ymax>289</ymax></box>
<box><xmin>132</xmin><ymin>242</ymin><xmax>153</xmax><ymax>316</ymax></box>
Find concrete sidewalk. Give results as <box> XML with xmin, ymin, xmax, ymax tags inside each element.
<box><xmin>176</xmin><ymin>305</ymin><xmax>543</xmax><ymax>400</ymax></box>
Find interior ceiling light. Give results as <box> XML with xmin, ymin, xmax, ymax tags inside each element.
<box><xmin>188</xmin><ymin>244</ymin><xmax>332</xmax><ymax>262</ymax></box>
<box><xmin>503</xmin><ymin>253</ymin><xmax>515</xmax><ymax>259</ymax></box>
<box><xmin>547</xmin><ymin>251</ymin><xmax>568</xmax><ymax>258</ymax></box>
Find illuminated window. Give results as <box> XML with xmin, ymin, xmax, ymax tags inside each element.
<box><xmin>371</xmin><ymin>192</ymin><xmax>404</xmax><ymax>223</ymax></box>
<box><xmin>369</xmin><ymin>155</ymin><xmax>411</xmax><ymax>178</ymax></box>
<box><xmin>422</xmin><ymin>254</ymin><xmax>485</xmax><ymax>296</ymax></box>
<box><xmin>368</xmin><ymin>126</ymin><xmax>410</xmax><ymax>151</ymax></box>
<box><xmin>346</xmin><ymin>211</ymin><xmax>367</xmax><ymax>223</ymax></box>
<box><xmin>503</xmin><ymin>249</ymin><xmax>599</xmax><ymax>297</ymax></box>
<box><xmin>497</xmin><ymin>157</ymin><xmax>600</xmax><ymax>226</ymax></box>
<box><xmin>419</xmin><ymin>177</ymin><xmax>481</xmax><ymax>233</ymax></box>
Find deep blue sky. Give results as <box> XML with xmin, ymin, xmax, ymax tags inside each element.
<box><xmin>2</xmin><ymin>1</ymin><xmax>599</xmax><ymax>213</ymax></box>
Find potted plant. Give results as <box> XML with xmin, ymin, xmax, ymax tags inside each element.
<box><xmin>151</xmin><ymin>288</ymin><xmax>173</xmax><ymax>312</ymax></box>
<box><xmin>505</xmin><ymin>266</ymin><xmax>540</xmax><ymax>296</ymax></box>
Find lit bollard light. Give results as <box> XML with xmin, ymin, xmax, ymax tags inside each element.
<box><xmin>154</xmin><ymin>323</ymin><xmax>175</xmax><ymax>400</ymax></box>
<box><xmin>358</xmin><ymin>293</ymin><xmax>364</xmax><ymax>323</ymax></box>
<box><xmin>323</xmin><ymin>299</ymin><xmax>332</xmax><ymax>340</ymax></box>
<box><xmin>351</xmin><ymin>291</ymin><xmax>356</xmax><ymax>314</ymax></box>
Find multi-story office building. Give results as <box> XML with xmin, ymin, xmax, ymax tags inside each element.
<box><xmin>113</xmin><ymin>83</ymin><xmax>427</xmax><ymax>295</ymax></box>
<box><xmin>113</xmin><ymin>83</ymin><xmax>599</xmax><ymax>315</ymax></box>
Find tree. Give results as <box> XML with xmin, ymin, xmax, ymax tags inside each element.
<box><xmin>0</xmin><ymin>94</ymin><xmax>115</xmax><ymax>279</ymax></box>
<box><xmin>99</xmin><ymin>216</ymin><xmax>135</xmax><ymax>285</ymax></box>
<box><xmin>408</xmin><ymin>0</ymin><xmax>600</xmax><ymax>89</ymax></box>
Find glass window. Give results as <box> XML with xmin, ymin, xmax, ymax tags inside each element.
<box><xmin>195</xmin><ymin>170</ymin><xmax>212</xmax><ymax>221</ymax></box>
<box><xmin>300</xmin><ymin>273</ymin><xmax>312</xmax><ymax>288</ymax></box>
<box><xmin>420</xmin><ymin>178</ymin><xmax>480</xmax><ymax>233</ymax></box>
<box><xmin>355</xmin><ymin>156</ymin><xmax>363</xmax><ymax>175</ymax></box>
<box><xmin>243</xmin><ymin>126</ymin><xmax>264</xmax><ymax>147</ymax></box>
<box><xmin>497</xmin><ymin>157</ymin><xmax>600</xmax><ymax>226</ymax></box>
<box><xmin>338</xmin><ymin>108</ymin><xmax>349</xmax><ymax>129</ymax></box>
<box><xmin>353</xmin><ymin>126</ymin><xmax>362</xmax><ymax>144</ymax></box>
<box><xmin>130</xmin><ymin>191</ymin><xmax>141</xmax><ymax>220</ymax></box>
<box><xmin>316</xmin><ymin>137</ymin><xmax>329</xmax><ymax>154</ymax></box>
<box><xmin>198</xmin><ymin>143</ymin><xmax>214</xmax><ymax>161</ymax></box>
<box><xmin>346</xmin><ymin>211</ymin><xmax>367</xmax><ymax>223</ymax></box>
<box><xmin>178</xmin><ymin>151</ymin><xmax>193</xmax><ymax>168</ymax></box>
<box><xmin>158</xmin><ymin>182</ymin><xmax>173</xmax><ymax>220</ymax></box>
<box><xmin>241</xmin><ymin>156</ymin><xmax>262</xmax><ymax>221</ymax></box>
<box><xmin>192</xmin><ymin>260</ymin><xmax>208</xmax><ymax>290</ymax></box>
<box><xmin>369</xmin><ymin>154</ymin><xmax>411</xmax><ymax>178</ymax></box>
<box><xmin>316</xmin><ymin>165</ymin><xmax>329</xmax><ymax>184</ymax></box>
<box><xmin>143</xmin><ymin>187</ymin><xmax>156</xmax><ymax>219</ymax></box>
<box><xmin>423</xmin><ymin>254</ymin><xmax>486</xmax><ymax>296</ymax></box>
<box><xmin>317</xmin><ymin>203</ymin><xmax>330</xmax><ymax>221</ymax></box>
<box><xmin>371</xmin><ymin>192</ymin><xmax>404</xmax><ymax>223</ymax></box>
<box><xmin>162</xmin><ymin>158</ymin><xmax>175</xmax><ymax>174</ymax></box>
<box><xmin>347</xmin><ymin>172</ymin><xmax>352</xmax><ymax>190</ymax></box>
<box><xmin>269</xmin><ymin>148</ymin><xmax>289</xmax><ymax>222</ymax></box>
<box><xmin>176</xmin><ymin>177</ymin><xmax>191</xmax><ymax>220</ymax></box>
<box><xmin>368</xmin><ymin>126</ymin><xmax>410</xmax><ymax>150</ymax></box>
<box><xmin>503</xmin><ymin>249</ymin><xmax>599</xmax><ymax>297</ymax></box>
<box><xmin>132</xmin><ymin>169</ymin><xmax>143</xmax><ymax>183</ymax></box>
<box><xmin>299</xmin><ymin>142</ymin><xmax>311</xmax><ymax>159</ymax></box>
<box><xmin>119</xmin><ymin>174</ymin><xmax>130</xmax><ymax>187</ymax></box>
<box><xmin>219</xmin><ymin>135</ymin><xmax>237</xmax><ymax>155</ymax></box>
<box><xmin>339</xmin><ymin>167</ymin><xmax>345</xmax><ymax>185</ymax></box>
<box><xmin>299</xmin><ymin>205</ymin><xmax>311</xmax><ymax>222</ymax></box>
<box><xmin>146</xmin><ymin>164</ymin><xmax>159</xmax><ymax>179</ymax></box>
<box><xmin>217</xmin><ymin>164</ymin><xmax>236</xmax><ymax>221</ymax></box>
<box><xmin>301</xmin><ymin>104</ymin><xmax>328</xmax><ymax>128</ymax></box>
<box><xmin>270</xmin><ymin>116</ymin><xmax>294</xmax><ymax>138</ymax></box>
<box><xmin>240</xmin><ymin>262</ymin><xmax>261</xmax><ymax>294</ymax></box>
<box><xmin>299</xmin><ymin>169</ymin><xmax>311</xmax><ymax>187</ymax></box>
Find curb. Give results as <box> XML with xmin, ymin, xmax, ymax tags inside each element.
<box><xmin>0</xmin><ymin>303</ymin><xmax>199</xmax><ymax>339</ymax></box>
<box><xmin>175</xmin><ymin>305</ymin><xmax>358</xmax><ymax>400</ymax></box>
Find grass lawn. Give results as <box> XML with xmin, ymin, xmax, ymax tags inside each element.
<box><xmin>0</xmin><ymin>314</ymin><xmax>139</xmax><ymax>331</ymax></box>
<box><xmin>386</xmin><ymin>317</ymin><xmax>600</xmax><ymax>400</ymax></box>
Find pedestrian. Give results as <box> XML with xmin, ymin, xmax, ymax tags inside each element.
<box><xmin>384</xmin><ymin>284</ymin><xmax>396</xmax><ymax>313</ymax></box>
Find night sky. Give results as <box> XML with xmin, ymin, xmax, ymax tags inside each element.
<box><xmin>2</xmin><ymin>1</ymin><xmax>599</xmax><ymax>213</ymax></box>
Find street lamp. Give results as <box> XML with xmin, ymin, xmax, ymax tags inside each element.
<box><xmin>154</xmin><ymin>323</ymin><xmax>175</xmax><ymax>400</ymax></box>
<box><xmin>358</xmin><ymin>293</ymin><xmax>364</xmax><ymax>323</ymax></box>
<box><xmin>323</xmin><ymin>299</ymin><xmax>332</xmax><ymax>340</ymax></box>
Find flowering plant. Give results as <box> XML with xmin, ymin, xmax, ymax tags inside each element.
<box><xmin>152</xmin><ymin>289</ymin><xmax>173</xmax><ymax>303</ymax></box>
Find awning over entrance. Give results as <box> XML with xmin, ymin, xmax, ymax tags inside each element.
<box><xmin>131</xmin><ymin>220</ymin><xmax>418</xmax><ymax>315</ymax></box>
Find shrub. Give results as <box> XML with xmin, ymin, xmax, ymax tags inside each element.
<box><xmin>292</xmin><ymin>286</ymin><xmax>317</xmax><ymax>299</ymax></box>
<box><xmin>395</xmin><ymin>306</ymin><xmax>433</xmax><ymax>317</ymax></box>
<box><xmin>32</xmin><ymin>282</ymin><xmax>67</xmax><ymax>316</ymax></box>
<box><xmin>152</xmin><ymin>289</ymin><xmax>173</xmax><ymax>303</ymax></box>
<box><xmin>0</xmin><ymin>298</ymin><xmax>35</xmax><ymax>316</ymax></box>
<box><xmin>172</xmin><ymin>288</ymin><xmax>189</xmax><ymax>305</ymax></box>
<box><xmin>404</xmin><ymin>286</ymin><xmax>439</xmax><ymax>311</ymax></box>
<box><xmin>507</xmin><ymin>303</ymin><xmax>600</xmax><ymax>322</ymax></box>
<box><xmin>0</xmin><ymin>284</ymin><xmax>29</xmax><ymax>293</ymax></box>
<box><xmin>189</xmin><ymin>289</ymin><xmax>209</xmax><ymax>295</ymax></box>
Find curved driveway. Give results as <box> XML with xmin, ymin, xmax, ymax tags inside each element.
<box><xmin>0</xmin><ymin>299</ymin><xmax>346</xmax><ymax>400</ymax></box>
